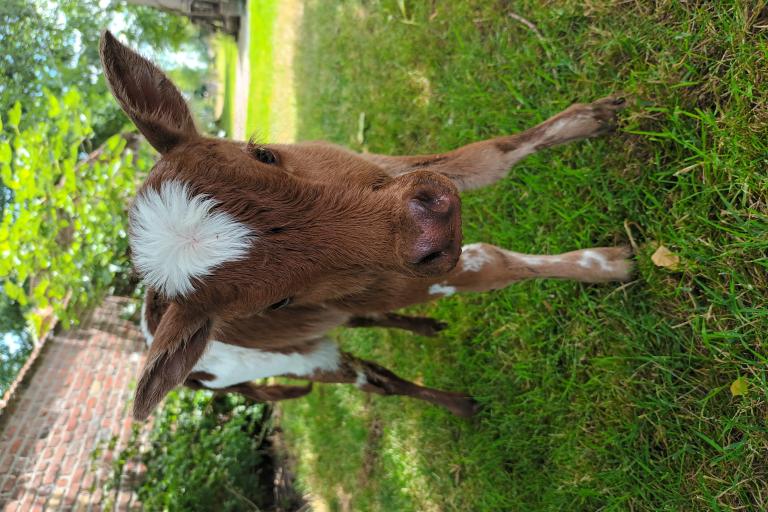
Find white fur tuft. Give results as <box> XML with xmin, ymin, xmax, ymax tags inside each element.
<box><xmin>130</xmin><ymin>180</ymin><xmax>253</xmax><ymax>297</ymax></box>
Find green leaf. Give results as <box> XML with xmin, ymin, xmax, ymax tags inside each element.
<box><xmin>730</xmin><ymin>376</ymin><xmax>748</xmax><ymax>397</ymax></box>
<box><xmin>106</xmin><ymin>133</ymin><xmax>122</xmax><ymax>152</ymax></box>
<box><xmin>7</xmin><ymin>102</ymin><xmax>22</xmax><ymax>128</ymax></box>
<box><xmin>62</xmin><ymin>89</ymin><xmax>81</xmax><ymax>109</ymax></box>
<box><xmin>4</xmin><ymin>281</ymin><xmax>27</xmax><ymax>305</ymax></box>
<box><xmin>0</xmin><ymin>141</ymin><xmax>11</xmax><ymax>164</ymax></box>
<box><xmin>30</xmin><ymin>314</ymin><xmax>44</xmax><ymax>339</ymax></box>
<box><xmin>47</xmin><ymin>93</ymin><xmax>61</xmax><ymax>118</ymax></box>
<box><xmin>33</xmin><ymin>278</ymin><xmax>50</xmax><ymax>302</ymax></box>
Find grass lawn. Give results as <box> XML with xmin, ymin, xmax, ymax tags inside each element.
<box><xmin>245</xmin><ymin>0</ymin><xmax>278</xmax><ymax>136</ymax></box>
<box><xmin>212</xmin><ymin>34</ymin><xmax>239</xmax><ymax>136</ymax></box>
<box><xmin>241</xmin><ymin>1</ymin><xmax>768</xmax><ymax>510</ymax></box>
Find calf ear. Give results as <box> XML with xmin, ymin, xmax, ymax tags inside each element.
<box><xmin>133</xmin><ymin>303</ymin><xmax>211</xmax><ymax>420</ymax></box>
<box><xmin>99</xmin><ymin>30</ymin><xmax>198</xmax><ymax>154</ymax></box>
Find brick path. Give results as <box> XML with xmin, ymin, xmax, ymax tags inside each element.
<box><xmin>0</xmin><ymin>297</ymin><xmax>149</xmax><ymax>511</ymax></box>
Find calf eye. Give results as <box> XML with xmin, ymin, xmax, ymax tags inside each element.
<box><xmin>246</xmin><ymin>141</ymin><xmax>278</xmax><ymax>165</ymax></box>
<box><xmin>254</xmin><ymin>147</ymin><xmax>277</xmax><ymax>164</ymax></box>
<box><xmin>269</xmin><ymin>297</ymin><xmax>292</xmax><ymax>310</ymax></box>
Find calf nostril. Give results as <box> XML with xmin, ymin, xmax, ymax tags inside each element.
<box><xmin>411</xmin><ymin>194</ymin><xmax>452</xmax><ymax>216</ymax></box>
<box><xmin>414</xmin><ymin>191</ymin><xmax>433</xmax><ymax>204</ymax></box>
<box><xmin>417</xmin><ymin>250</ymin><xmax>444</xmax><ymax>266</ymax></box>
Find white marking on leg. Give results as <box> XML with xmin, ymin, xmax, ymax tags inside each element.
<box><xmin>543</xmin><ymin>115</ymin><xmax>594</xmax><ymax>141</ymax></box>
<box><xmin>544</xmin><ymin>119</ymin><xmax>570</xmax><ymax>138</ymax></box>
<box><xmin>429</xmin><ymin>283</ymin><xmax>457</xmax><ymax>297</ymax></box>
<box><xmin>461</xmin><ymin>243</ymin><xmax>493</xmax><ymax>272</ymax></box>
<box><xmin>505</xmin><ymin>143</ymin><xmax>535</xmax><ymax>163</ymax></box>
<box><xmin>130</xmin><ymin>180</ymin><xmax>253</xmax><ymax>297</ymax></box>
<box><xmin>518</xmin><ymin>255</ymin><xmax>562</xmax><ymax>266</ymax></box>
<box><xmin>578</xmin><ymin>250</ymin><xmax>613</xmax><ymax>271</ymax></box>
<box><xmin>140</xmin><ymin>299</ymin><xmax>153</xmax><ymax>347</ymax></box>
<box><xmin>519</xmin><ymin>255</ymin><xmax>545</xmax><ymax>266</ymax></box>
<box><xmin>194</xmin><ymin>338</ymin><xmax>341</xmax><ymax>388</ymax></box>
<box><xmin>355</xmin><ymin>370</ymin><xmax>368</xmax><ymax>388</ymax></box>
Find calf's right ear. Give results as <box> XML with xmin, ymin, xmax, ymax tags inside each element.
<box><xmin>99</xmin><ymin>30</ymin><xmax>199</xmax><ymax>154</ymax></box>
<box><xmin>133</xmin><ymin>303</ymin><xmax>211</xmax><ymax>420</ymax></box>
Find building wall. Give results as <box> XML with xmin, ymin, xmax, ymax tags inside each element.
<box><xmin>0</xmin><ymin>297</ymin><xmax>149</xmax><ymax>511</ymax></box>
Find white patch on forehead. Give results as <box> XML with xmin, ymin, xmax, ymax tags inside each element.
<box><xmin>130</xmin><ymin>180</ymin><xmax>253</xmax><ymax>297</ymax></box>
<box><xmin>578</xmin><ymin>250</ymin><xmax>613</xmax><ymax>271</ymax></box>
<box><xmin>194</xmin><ymin>338</ymin><xmax>341</xmax><ymax>389</ymax></box>
<box><xmin>140</xmin><ymin>298</ymin><xmax>153</xmax><ymax>347</ymax></box>
<box><xmin>429</xmin><ymin>283</ymin><xmax>457</xmax><ymax>297</ymax></box>
<box><xmin>461</xmin><ymin>243</ymin><xmax>493</xmax><ymax>272</ymax></box>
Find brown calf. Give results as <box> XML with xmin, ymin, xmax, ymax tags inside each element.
<box><xmin>99</xmin><ymin>31</ymin><xmax>632</xmax><ymax>420</ymax></box>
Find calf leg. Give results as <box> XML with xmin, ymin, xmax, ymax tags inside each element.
<box><xmin>306</xmin><ymin>352</ymin><xmax>478</xmax><ymax>418</ymax></box>
<box><xmin>187</xmin><ymin>350</ymin><xmax>477</xmax><ymax>417</ymax></box>
<box><xmin>346</xmin><ymin>313</ymin><xmax>447</xmax><ymax>337</ymax></box>
<box><xmin>185</xmin><ymin>372</ymin><xmax>313</xmax><ymax>402</ymax></box>
<box><xmin>363</xmin><ymin>96</ymin><xmax>626</xmax><ymax>191</ymax></box>
<box><xmin>402</xmin><ymin>243</ymin><xmax>633</xmax><ymax>305</ymax></box>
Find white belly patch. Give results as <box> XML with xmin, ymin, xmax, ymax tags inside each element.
<box><xmin>193</xmin><ymin>339</ymin><xmax>341</xmax><ymax>388</ymax></box>
<box><xmin>141</xmin><ymin>302</ymin><xmax>341</xmax><ymax>388</ymax></box>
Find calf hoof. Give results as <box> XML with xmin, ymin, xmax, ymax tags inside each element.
<box><xmin>580</xmin><ymin>245</ymin><xmax>635</xmax><ymax>283</ymax></box>
<box><xmin>413</xmin><ymin>317</ymin><xmax>448</xmax><ymax>337</ymax></box>
<box><xmin>555</xmin><ymin>95</ymin><xmax>628</xmax><ymax>140</ymax></box>
<box><xmin>447</xmin><ymin>396</ymin><xmax>482</xmax><ymax>418</ymax></box>
<box><xmin>585</xmin><ymin>95</ymin><xmax>628</xmax><ymax>135</ymax></box>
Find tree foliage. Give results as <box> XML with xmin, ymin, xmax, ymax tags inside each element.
<box><xmin>0</xmin><ymin>0</ymin><xmax>210</xmax><ymax>143</ymax></box>
<box><xmin>0</xmin><ymin>0</ymin><xmax>215</xmax><ymax>392</ymax></box>
<box><xmin>0</xmin><ymin>90</ymin><xmax>152</xmax><ymax>331</ymax></box>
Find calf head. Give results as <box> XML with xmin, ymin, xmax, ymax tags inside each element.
<box><xmin>100</xmin><ymin>31</ymin><xmax>461</xmax><ymax>419</ymax></box>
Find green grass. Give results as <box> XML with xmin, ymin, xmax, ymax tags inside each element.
<box><xmin>212</xmin><ymin>34</ymin><xmax>238</xmax><ymax>136</ymax></box>
<box><xmin>245</xmin><ymin>0</ymin><xmax>278</xmax><ymax>136</ymax></box>
<box><xmin>241</xmin><ymin>1</ymin><xmax>768</xmax><ymax>510</ymax></box>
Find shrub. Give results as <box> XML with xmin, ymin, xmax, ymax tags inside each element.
<box><xmin>109</xmin><ymin>389</ymin><xmax>276</xmax><ymax>511</ymax></box>
<box><xmin>0</xmin><ymin>92</ymin><xmax>151</xmax><ymax>330</ymax></box>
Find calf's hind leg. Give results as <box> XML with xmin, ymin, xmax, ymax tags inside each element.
<box><xmin>346</xmin><ymin>313</ymin><xmax>447</xmax><ymax>337</ymax></box>
<box><xmin>303</xmin><ymin>350</ymin><xmax>478</xmax><ymax>418</ymax></box>
<box><xmin>185</xmin><ymin>372</ymin><xmax>314</xmax><ymax>402</ymax></box>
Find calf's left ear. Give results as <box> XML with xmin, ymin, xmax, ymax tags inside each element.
<box><xmin>133</xmin><ymin>303</ymin><xmax>211</xmax><ymax>420</ymax></box>
<box><xmin>99</xmin><ymin>30</ymin><xmax>199</xmax><ymax>154</ymax></box>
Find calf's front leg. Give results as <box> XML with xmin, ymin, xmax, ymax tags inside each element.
<box><xmin>398</xmin><ymin>243</ymin><xmax>633</xmax><ymax>307</ymax></box>
<box><xmin>363</xmin><ymin>96</ymin><xmax>626</xmax><ymax>191</ymax></box>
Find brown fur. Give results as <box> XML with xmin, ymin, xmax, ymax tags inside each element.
<box><xmin>100</xmin><ymin>31</ymin><xmax>633</xmax><ymax>419</ymax></box>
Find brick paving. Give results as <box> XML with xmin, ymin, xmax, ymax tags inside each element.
<box><xmin>0</xmin><ymin>297</ymin><xmax>150</xmax><ymax>511</ymax></box>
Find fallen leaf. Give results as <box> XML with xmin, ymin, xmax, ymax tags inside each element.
<box><xmin>730</xmin><ymin>376</ymin><xmax>748</xmax><ymax>397</ymax></box>
<box><xmin>651</xmin><ymin>245</ymin><xmax>680</xmax><ymax>269</ymax></box>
